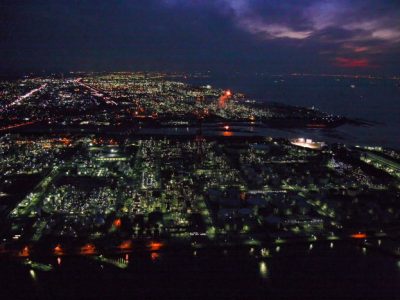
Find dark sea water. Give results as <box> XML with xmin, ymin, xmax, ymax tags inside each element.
<box><xmin>1</xmin><ymin>243</ymin><xmax>399</xmax><ymax>300</ymax></box>
<box><xmin>185</xmin><ymin>74</ymin><xmax>400</xmax><ymax>149</ymax></box>
<box><xmin>1</xmin><ymin>76</ymin><xmax>399</xmax><ymax>299</ymax></box>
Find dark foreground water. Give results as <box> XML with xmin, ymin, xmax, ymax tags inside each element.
<box><xmin>1</xmin><ymin>242</ymin><xmax>399</xmax><ymax>300</ymax></box>
<box><xmin>185</xmin><ymin>74</ymin><xmax>400</xmax><ymax>149</ymax></box>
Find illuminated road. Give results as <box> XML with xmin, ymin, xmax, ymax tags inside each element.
<box><xmin>0</xmin><ymin>121</ymin><xmax>36</xmax><ymax>132</ymax></box>
<box><xmin>2</xmin><ymin>84</ymin><xmax>47</xmax><ymax>111</ymax></box>
<box><xmin>363</xmin><ymin>151</ymin><xmax>400</xmax><ymax>173</ymax></box>
<box><xmin>74</xmin><ymin>78</ymin><xmax>117</xmax><ymax>106</ymax></box>
<box><xmin>12</xmin><ymin>167</ymin><xmax>62</xmax><ymax>219</ymax></box>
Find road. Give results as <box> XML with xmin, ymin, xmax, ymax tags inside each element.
<box><xmin>2</xmin><ymin>84</ymin><xmax>47</xmax><ymax>111</ymax></box>
<box><xmin>74</xmin><ymin>78</ymin><xmax>117</xmax><ymax>106</ymax></box>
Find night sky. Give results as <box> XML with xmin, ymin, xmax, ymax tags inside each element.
<box><xmin>1</xmin><ymin>0</ymin><xmax>400</xmax><ymax>75</ymax></box>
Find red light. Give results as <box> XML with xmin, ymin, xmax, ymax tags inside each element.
<box><xmin>113</xmin><ymin>218</ymin><xmax>122</xmax><ymax>228</ymax></box>
<box><xmin>151</xmin><ymin>252</ymin><xmax>160</xmax><ymax>261</ymax></box>
<box><xmin>335</xmin><ymin>57</ymin><xmax>370</xmax><ymax>68</ymax></box>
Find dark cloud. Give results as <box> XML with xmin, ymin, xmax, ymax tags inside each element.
<box><xmin>0</xmin><ymin>0</ymin><xmax>399</xmax><ymax>75</ymax></box>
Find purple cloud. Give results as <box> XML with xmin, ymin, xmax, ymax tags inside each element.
<box><xmin>163</xmin><ymin>0</ymin><xmax>400</xmax><ymax>68</ymax></box>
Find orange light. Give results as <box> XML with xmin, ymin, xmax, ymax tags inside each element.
<box><xmin>19</xmin><ymin>246</ymin><xmax>30</xmax><ymax>257</ymax></box>
<box><xmin>351</xmin><ymin>233</ymin><xmax>367</xmax><ymax>239</ymax></box>
<box><xmin>218</xmin><ymin>90</ymin><xmax>232</xmax><ymax>108</ymax></box>
<box><xmin>80</xmin><ymin>243</ymin><xmax>96</xmax><ymax>255</ymax></box>
<box><xmin>60</xmin><ymin>137</ymin><xmax>71</xmax><ymax>145</ymax></box>
<box><xmin>222</xmin><ymin>131</ymin><xmax>233</xmax><ymax>137</ymax></box>
<box><xmin>149</xmin><ymin>242</ymin><xmax>163</xmax><ymax>251</ymax></box>
<box><xmin>119</xmin><ymin>240</ymin><xmax>133</xmax><ymax>250</ymax></box>
<box><xmin>54</xmin><ymin>244</ymin><xmax>64</xmax><ymax>255</ymax></box>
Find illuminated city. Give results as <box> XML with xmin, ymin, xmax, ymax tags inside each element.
<box><xmin>1</xmin><ymin>1</ymin><xmax>400</xmax><ymax>299</ymax></box>
<box><xmin>0</xmin><ymin>72</ymin><xmax>399</xmax><ymax>298</ymax></box>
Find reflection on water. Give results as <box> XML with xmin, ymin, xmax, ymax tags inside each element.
<box><xmin>185</xmin><ymin>75</ymin><xmax>400</xmax><ymax>149</ymax></box>
<box><xmin>29</xmin><ymin>269</ymin><xmax>36</xmax><ymax>280</ymax></box>
<box><xmin>259</xmin><ymin>261</ymin><xmax>268</xmax><ymax>279</ymax></box>
<box><xmin>222</xmin><ymin>131</ymin><xmax>233</xmax><ymax>137</ymax></box>
<box><xmin>140</xmin><ymin>124</ymin><xmax>397</xmax><ymax>149</ymax></box>
<box><xmin>151</xmin><ymin>252</ymin><xmax>160</xmax><ymax>261</ymax></box>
